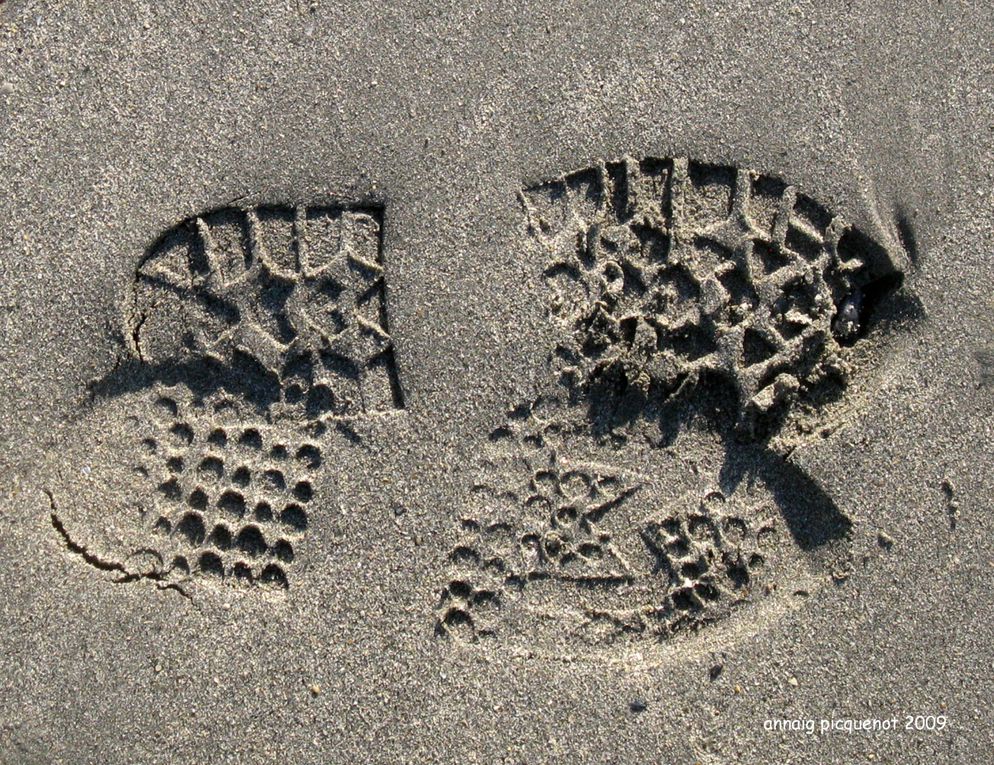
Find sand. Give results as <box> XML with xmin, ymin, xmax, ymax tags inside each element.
<box><xmin>1</xmin><ymin>1</ymin><xmax>992</xmax><ymax>763</ymax></box>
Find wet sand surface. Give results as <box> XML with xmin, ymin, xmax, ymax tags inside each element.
<box><xmin>1</xmin><ymin>2</ymin><xmax>992</xmax><ymax>763</ymax></box>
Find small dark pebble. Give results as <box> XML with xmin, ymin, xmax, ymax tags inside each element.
<box><xmin>832</xmin><ymin>290</ymin><xmax>863</xmax><ymax>341</ymax></box>
<box><xmin>709</xmin><ymin>664</ymin><xmax>724</xmax><ymax>681</ymax></box>
<box><xmin>629</xmin><ymin>698</ymin><xmax>647</xmax><ymax>713</ymax></box>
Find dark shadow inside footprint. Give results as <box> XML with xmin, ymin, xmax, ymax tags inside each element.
<box><xmin>90</xmin><ymin>353</ymin><xmax>282</xmax><ymax>414</ymax></box>
<box><xmin>760</xmin><ymin>458</ymin><xmax>851</xmax><ymax>555</ymax></box>
<box><xmin>717</xmin><ymin>438</ymin><xmax>851</xmax><ymax>556</ymax></box>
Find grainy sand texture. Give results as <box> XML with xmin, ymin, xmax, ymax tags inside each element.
<box><xmin>1</xmin><ymin>1</ymin><xmax>992</xmax><ymax>763</ymax></box>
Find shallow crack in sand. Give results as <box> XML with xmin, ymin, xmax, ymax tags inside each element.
<box><xmin>46</xmin><ymin>490</ymin><xmax>193</xmax><ymax>601</ymax></box>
